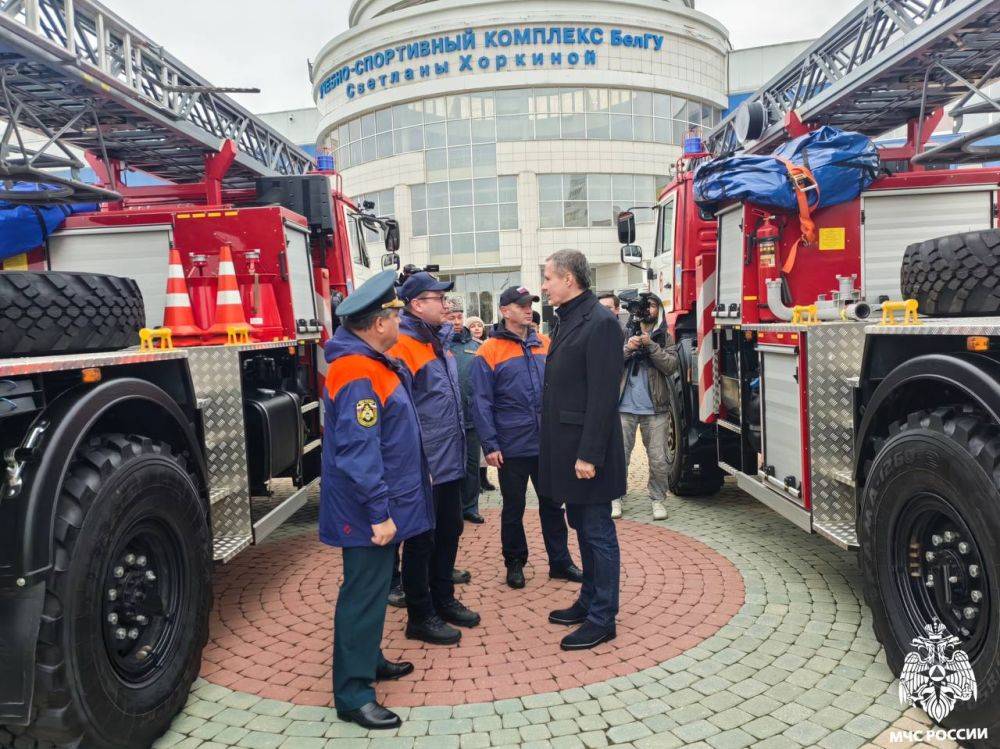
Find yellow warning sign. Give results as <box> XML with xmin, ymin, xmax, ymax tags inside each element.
<box><xmin>819</xmin><ymin>227</ymin><xmax>846</xmax><ymax>251</ymax></box>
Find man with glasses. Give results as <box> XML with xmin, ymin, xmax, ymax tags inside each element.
<box><xmin>390</xmin><ymin>272</ymin><xmax>480</xmax><ymax>645</ymax></box>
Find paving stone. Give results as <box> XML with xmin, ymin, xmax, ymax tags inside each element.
<box><xmin>550</xmin><ymin>704</ymin><xmax>582</xmax><ymax>721</ymax></box>
<box><xmin>285</xmin><ymin>722</ymin><xmax>326</xmax><ymax>738</ymax></box>
<box><xmin>742</xmin><ymin>716</ymin><xmax>786</xmax><ymax>740</ymax></box>
<box><xmin>818</xmin><ymin>729</ymin><xmax>866</xmax><ymax>749</ymax></box>
<box><xmin>409</xmin><ymin>706</ymin><xmax>453</xmax><ymax>721</ymax></box>
<box><xmin>519</xmin><ymin>723</ymin><xmax>553</xmax><ymax>742</ymax></box>
<box><xmin>489</xmin><ymin>728</ymin><xmax>522</xmax><ymax>746</ymax></box>
<box><xmin>191</xmin><ymin>722</ymin><xmax>229</xmax><ymax>741</ymax></box>
<box><xmin>237</xmin><ymin>732</ymin><xmax>285</xmax><ymax>749</ymax></box>
<box><xmin>287</xmin><ymin>708</ymin><xmax>335</xmax><ymax>722</ymax></box>
<box><xmin>673</xmin><ymin>720</ymin><xmax>720</xmax><ymax>743</ymax></box>
<box><xmin>740</xmin><ymin>695</ymin><xmax>781</xmax><ymax>718</ymax></box>
<box><xmin>578</xmin><ymin>731</ymin><xmax>609</xmax><ymax>749</ymax></box>
<box><xmin>501</xmin><ymin>711</ymin><xmax>528</xmax><ymax>729</ymax></box>
<box><xmin>843</xmin><ymin>714</ymin><xmax>889</xmax><ymax>738</ymax></box>
<box><xmin>607</xmin><ymin>721</ymin><xmax>654</xmax><ymax>744</ymax></box>
<box><xmin>214</xmin><ymin>726</ymin><xmax>250</xmax><ymax>744</ymax></box>
<box><xmin>634</xmin><ymin>733</ymin><xmax>683</xmax><ymax>749</ymax></box>
<box><xmin>397</xmin><ymin>721</ymin><xmax>430</xmax><ymax>738</ymax></box>
<box><xmin>453</xmin><ymin>703</ymin><xmax>495</xmax><ymax>719</ymax></box>
<box><xmin>782</xmin><ymin>721</ymin><xmax>828</xmax><ymax>746</ymax></box>
<box><xmin>216</xmin><ymin>708</ymin><xmax>256</xmax><ymax>728</ymax></box>
<box><xmin>551</xmin><ymin>738</ymin><xmax>586</xmax><ymax>749</ymax></box>
<box><xmin>459</xmin><ymin>733</ymin><xmax>490</xmax><ymax>749</ymax></box>
<box><xmin>705</xmin><ymin>728</ymin><xmax>756</xmax><ymax>749</ymax></box>
<box><xmin>428</xmin><ymin>718</ymin><xmax>473</xmax><ymax>735</ymax></box>
<box><xmin>523</xmin><ymin>693</ymin><xmax>565</xmax><ymax>709</ymax></box>
<box><xmin>707</xmin><ymin>707</ymin><xmax>752</xmax><ymax>731</ymax></box>
<box><xmin>575</xmin><ymin>714</ymin><xmax>609</xmax><ymax>732</ymax></box>
<box><xmin>414</xmin><ymin>737</ymin><xmax>458</xmax><ymax>749</ymax></box>
<box><xmin>278</xmin><ymin>739</ymin><xmax>326</xmax><ymax>749</ymax></box>
<box><xmin>812</xmin><ymin>706</ymin><xmax>854</xmax><ymax>731</ymax></box>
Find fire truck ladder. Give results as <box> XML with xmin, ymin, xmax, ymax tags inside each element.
<box><xmin>709</xmin><ymin>0</ymin><xmax>1000</xmax><ymax>163</ymax></box>
<box><xmin>0</xmin><ymin>0</ymin><xmax>314</xmax><ymax>202</ymax></box>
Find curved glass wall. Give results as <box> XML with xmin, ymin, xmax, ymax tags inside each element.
<box><xmin>326</xmin><ymin>87</ymin><xmax>722</xmax><ymax>171</ymax></box>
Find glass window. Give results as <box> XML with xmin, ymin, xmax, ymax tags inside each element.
<box><xmin>476</xmin><ymin>231</ymin><xmax>500</xmax><ymax>252</ymax></box>
<box><xmin>539</xmin><ymin>200</ymin><xmax>562</xmax><ymax>228</ymax></box>
<box><xmin>497</xmin><ymin>115</ymin><xmax>532</xmax><ymax>141</ymax></box>
<box><xmin>348</xmin><ymin>118</ymin><xmax>361</xmax><ymax>142</ymax></box>
<box><xmin>613</xmin><ymin>174</ymin><xmax>634</xmax><ymax>203</ymax></box>
<box><xmin>425</xmin><ymin>148</ymin><xmax>448</xmax><ymax>182</ymax></box>
<box><xmin>412</xmin><ymin>210</ymin><xmax>427</xmax><ymax>236</ymax></box>
<box><xmin>634</xmin><ymin>175</ymin><xmax>656</xmax><ymax>203</ymax></box>
<box><xmin>586</xmin><ymin>113</ymin><xmax>610</xmax><ymax>139</ymax></box>
<box><xmin>534</xmin><ymin>113</ymin><xmax>560</xmax><ymax>139</ymax></box>
<box><xmin>448</xmin><ymin>146</ymin><xmax>473</xmax><ymax>179</ymax></box>
<box><xmin>376</xmin><ymin>108</ymin><xmax>392</xmax><ymax>133</ymax></box>
<box><xmin>479</xmin><ymin>291</ymin><xmax>494</xmax><ymax>324</ymax></box>
<box><xmin>653</xmin><ymin>93</ymin><xmax>671</xmax><ymax>119</ymax></box>
<box><xmin>470</xmin><ymin>91</ymin><xmax>494</xmax><ymax>119</ymax></box>
<box><xmin>538</xmin><ymin>175</ymin><xmax>562</xmax><ymax>201</ymax></box>
<box><xmin>392</xmin><ymin>102</ymin><xmax>421</xmax><ymax>128</ymax></box>
<box><xmin>587</xmin><ymin>174</ymin><xmax>612</xmax><ymax>200</ymax></box>
<box><xmin>564</xmin><ymin>201</ymin><xmax>588</xmax><ymax>227</ymax></box>
<box><xmin>447</xmin><ymin>94</ymin><xmax>470</xmax><ymax>120</ymax></box>
<box><xmin>534</xmin><ymin>88</ymin><xmax>560</xmax><ymax>114</ymax></box>
<box><xmin>565</xmin><ymin>174</ymin><xmax>587</xmax><ymax>201</ymax></box>
<box><xmin>410</xmin><ymin>184</ymin><xmax>426</xmax><ymax>211</ymax></box>
<box><xmin>452</xmin><ymin>233</ymin><xmax>476</xmax><ymax>260</ymax></box>
<box><xmin>655</xmin><ymin>198</ymin><xmax>675</xmax><ymax>257</ymax></box>
<box><xmin>585</xmin><ymin>88</ymin><xmax>609</xmax><ymax>113</ymax></box>
<box><xmin>633</xmin><ymin>91</ymin><xmax>653</xmax><ymax>116</ymax></box>
<box><xmin>496</xmin><ymin>89</ymin><xmax>531</xmax><ymax>115</ymax></box>
<box><xmin>472</xmin><ymin>144</ymin><xmax>497</xmax><ymax>177</ymax></box>
<box><xmin>377</xmin><ymin>132</ymin><xmax>394</xmax><ymax>157</ymax></box>
<box><xmin>427</xmin><ymin>208</ymin><xmax>449</xmax><ymax>235</ymax></box>
<box><xmin>427</xmin><ymin>181</ymin><xmax>448</xmax><ymax>206</ymax></box>
<box><xmin>561</xmin><ymin>113</ymin><xmax>586</xmax><ymax>139</ymax></box>
<box><xmin>589</xmin><ymin>201</ymin><xmax>613</xmax><ymax>227</ymax></box>
<box><xmin>561</xmin><ymin>89</ymin><xmax>586</xmax><ymax>113</ymax></box>
<box><xmin>396</xmin><ymin>125</ymin><xmax>422</xmax><ymax>153</ymax></box>
<box><xmin>424</xmin><ymin>121</ymin><xmax>447</xmax><ymax>148</ymax></box>
<box><xmin>653</xmin><ymin>117</ymin><xmax>672</xmax><ymax>144</ymax></box>
<box><xmin>471</xmin><ymin>118</ymin><xmax>495</xmax><ymax>144</ymax></box>
<box><xmin>498</xmin><ymin>176</ymin><xmax>517</xmax><ymax>203</ymax></box>
<box><xmin>429</xmin><ymin>234</ymin><xmax>451</xmax><ymax>264</ymax></box>
<box><xmin>610</xmin><ymin>89</ymin><xmax>633</xmax><ymax>115</ymax></box>
<box><xmin>449</xmin><ymin>179</ymin><xmax>473</xmax><ymax>206</ymax></box>
<box><xmin>424</xmin><ymin>97</ymin><xmax>447</xmax><ymax>122</ymax></box>
<box><xmin>350</xmin><ymin>141</ymin><xmax>362</xmax><ymax>165</ymax></box>
<box><xmin>634</xmin><ymin>116</ymin><xmax>653</xmax><ymax>142</ymax></box>
<box><xmin>451</xmin><ymin>206</ymin><xmax>474</xmax><ymax>233</ymax></box>
<box><xmin>361</xmin><ymin>113</ymin><xmax>376</xmax><ymax>137</ymax></box>
<box><xmin>473</xmin><ymin>177</ymin><xmax>497</xmax><ymax>205</ymax></box>
<box><xmin>475</xmin><ymin>204</ymin><xmax>499</xmax><ymax>231</ymax></box>
<box><xmin>499</xmin><ymin>202</ymin><xmax>518</xmax><ymax>230</ymax></box>
<box><xmin>610</xmin><ymin>114</ymin><xmax>633</xmax><ymax>141</ymax></box>
<box><xmin>361</xmin><ymin>136</ymin><xmax>376</xmax><ymax>162</ymax></box>
<box><xmin>447</xmin><ymin>119</ymin><xmax>471</xmax><ymax>146</ymax></box>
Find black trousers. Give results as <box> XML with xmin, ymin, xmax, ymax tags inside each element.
<box><xmin>461</xmin><ymin>428</ymin><xmax>482</xmax><ymax>515</ymax></box>
<box><xmin>402</xmin><ymin>478</ymin><xmax>464</xmax><ymax>620</ymax></box>
<box><xmin>333</xmin><ymin>544</ymin><xmax>394</xmax><ymax>712</ymax></box>
<box><xmin>498</xmin><ymin>455</ymin><xmax>573</xmax><ymax>571</ymax></box>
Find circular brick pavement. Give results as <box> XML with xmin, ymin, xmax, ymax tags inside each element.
<box><xmin>201</xmin><ymin>510</ymin><xmax>744</xmax><ymax>707</ymax></box>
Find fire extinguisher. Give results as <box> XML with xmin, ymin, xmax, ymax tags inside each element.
<box><xmin>755</xmin><ymin>214</ymin><xmax>782</xmax><ymax>319</ymax></box>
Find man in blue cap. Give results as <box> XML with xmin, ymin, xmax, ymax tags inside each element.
<box><xmin>321</xmin><ymin>269</ymin><xmax>434</xmax><ymax>730</ymax></box>
<box><xmin>391</xmin><ymin>271</ymin><xmax>480</xmax><ymax>645</ymax></box>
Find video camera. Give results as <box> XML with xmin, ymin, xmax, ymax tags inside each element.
<box><xmin>618</xmin><ymin>289</ymin><xmax>659</xmax><ymax>339</ymax></box>
<box><xmin>397</xmin><ymin>263</ymin><xmax>441</xmax><ymax>285</ymax></box>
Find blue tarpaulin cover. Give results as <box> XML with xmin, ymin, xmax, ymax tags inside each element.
<box><xmin>693</xmin><ymin>126</ymin><xmax>879</xmax><ymax>211</ymax></box>
<box><xmin>0</xmin><ymin>183</ymin><xmax>96</xmax><ymax>262</ymax></box>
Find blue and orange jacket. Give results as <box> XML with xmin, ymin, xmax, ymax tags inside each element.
<box><xmin>470</xmin><ymin>323</ymin><xmax>548</xmax><ymax>458</ymax></box>
<box><xmin>388</xmin><ymin>311</ymin><xmax>466</xmax><ymax>484</ymax></box>
<box><xmin>319</xmin><ymin>326</ymin><xmax>434</xmax><ymax>548</ymax></box>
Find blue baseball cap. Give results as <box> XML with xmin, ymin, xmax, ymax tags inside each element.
<box><xmin>398</xmin><ymin>271</ymin><xmax>454</xmax><ymax>302</ymax></box>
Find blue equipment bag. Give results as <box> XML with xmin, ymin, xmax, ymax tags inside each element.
<box><xmin>0</xmin><ymin>183</ymin><xmax>97</xmax><ymax>263</ymax></box>
<box><xmin>693</xmin><ymin>126</ymin><xmax>879</xmax><ymax>211</ymax></box>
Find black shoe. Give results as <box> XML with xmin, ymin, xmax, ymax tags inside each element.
<box><xmin>480</xmin><ymin>467</ymin><xmax>496</xmax><ymax>491</ymax></box>
<box><xmin>560</xmin><ymin>621</ymin><xmax>616</xmax><ymax>651</ymax></box>
<box><xmin>464</xmin><ymin>512</ymin><xmax>485</xmax><ymax>524</ymax></box>
<box><xmin>452</xmin><ymin>568</ymin><xmax>471</xmax><ymax>584</ymax></box>
<box><xmin>549</xmin><ymin>564</ymin><xmax>584</xmax><ymax>583</ymax></box>
<box><xmin>406</xmin><ymin>614</ymin><xmax>462</xmax><ymax>645</ymax></box>
<box><xmin>337</xmin><ymin>701</ymin><xmax>402</xmax><ymax>730</ymax></box>
<box><xmin>506</xmin><ymin>563</ymin><xmax>525</xmax><ymax>589</ymax></box>
<box><xmin>387</xmin><ymin>583</ymin><xmax>406</xmax><ymax>608</ymax></box>
<box><xmin>376</xmin><ymin>660</ymin><xmax>414</xmax><ymax>681</ymax></box>
<box><xmin>438</xmin><ymin>599</ymin><xmax>481</xmax><ymax>628</ymax></box>
<box><xmin>548</xmin><ymin>603</ymin><xmax>589</xmax><ymax>625</ymax></box>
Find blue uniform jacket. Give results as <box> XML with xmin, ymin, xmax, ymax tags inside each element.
<box><xmin>470</xmin><ymin>323</ymin><xmax>548</xmax><ymax>459</ymax></box>
<box><xmin>388</xmin><ymin>311</ymin><xmax>466</xmax><ymax>485</ymax></box>
<box><xmin>319</xmin><ymin>327</ymin><xmax>434</xmax><ymax>548</ymax></box>
<box><xmin>447</xmin><ymin>327</ymin><xmax>482</xmax><ymax>428</ymax></box>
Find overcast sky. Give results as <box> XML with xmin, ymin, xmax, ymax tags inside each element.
<box><xmin>101</xmin><ymin>0</ymin><xmax>856</xmax><ymax>114</ymax></box>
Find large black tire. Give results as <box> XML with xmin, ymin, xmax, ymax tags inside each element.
<box><xmin>665</xmin><ymin>366</ymin><xmax>724</xmax><ymax>497</ymax></box>
<box><xmin>859</xmin><ymin>407</ymin><xmax>1000</xmax><ymax>747</ymax></box>
<box><xmin>0</xmin><ymin>272</ymin><xmax>145</xmax><ymax>357</ymax></box>
<box><xmin>2</xmin><ymin>434</ymin><xmax>212</xmax><ymax>749</ymax></box>
<box><xmin>900</xmin><ymin>229</ymin><xmax>1000</xmax><ymax>317</ymax></box>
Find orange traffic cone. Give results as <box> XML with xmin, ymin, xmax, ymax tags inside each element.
<box><xmin>205</xmin><ymin>244</ymin><xmax>250</xmax><ymax>344</ymax></box>
<box><xmin>162</xmin><ymin>248</ymin><xmax>204</xmax><ymax>344</ymax></box>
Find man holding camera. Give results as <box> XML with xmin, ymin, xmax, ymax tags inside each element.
<box><xmin>613</xmin><ymin>291</ymin><xmax>678</xmax><ymax>521</ymax></box>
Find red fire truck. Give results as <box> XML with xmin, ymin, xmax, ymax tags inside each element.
<box><xmin>0</xmin><ymin>3</ymin><xmax>397</xmax><ymax>748</ymax></box>
<box><xmin>618</xmin><ymin>0</ymin><xmax>1000</xmax><ymax>737</ymax></box>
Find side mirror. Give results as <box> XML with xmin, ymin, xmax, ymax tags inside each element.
<box><xmin>382</xmin><ymin>252</ymin><xmax>400</xmax><ymax>270</ymax></box>
<box><xmin>621</xmin><ymin>244</ymin><xmax>643</xmax><ymax>265</ymax></box>
<box><xmin>384</xmin><ymin>220</ymin><xmax>400</xmax><ymax>252</ymax></box>
<box><xmin>617</xmin><ymin>211</ymin><xmax>636</xmax><ymax>245</ymax></box>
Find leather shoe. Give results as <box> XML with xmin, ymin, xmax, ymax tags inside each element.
<box><xmin>337</xmin><ymin>701</ymin><xmax>401</xmax><ymax>729</ymax></box>
<box><xmin>375</xmin><ymin>660</ymin><xmax>414</xmax><ymax>681</ymax></box>
<box><xmin>549</xmin><ymin>603</ymin><xmax>588</xmax><ymax>625</ymax></box>
<box><xmin>387</xmin><ymin>583</ymin><xmax>406</xmax><ymax>608</ymax></box>
<box><xmin>506</xmin><ymin>563</ymin><xmax>525</xmax><ymax>589</ymax></box>
<box><xmin>452</xmin><ymin>568</ymin><xmax>471</xmax><ymax>584</ymax></box>
<box><xmin>464</xmin><ymin>512</ymin><xmax>485</xmax><ymax>524</ymax></box>
<box><xmin>438</xmin><ymin>599</ymin><xmax>481</xmax><ymax>627</ymax></box>
<box><xmin>406</xmin><ymin>614</ymin><xmax>462</xmax><ymax>645</ymax></box>
<box><xmin>560</xmin><ymin>621</ymin><xmax>616</xmax><ymax>651</ymax></box>
<box><xmin>549</xmin><ymin>564</ymin><xmax>584</xmax><ymax>583</ymax></box>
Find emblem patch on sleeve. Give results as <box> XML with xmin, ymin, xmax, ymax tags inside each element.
<box><xmin>356</xmin><ymin>398</ymin><xmax>378</xmax><ymax>427</ymax></box>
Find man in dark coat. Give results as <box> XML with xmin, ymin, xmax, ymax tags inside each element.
<box><xmin>539</xmin><ymin>249</ymin><xmax>626</xmax><ymax>651</ymax></box>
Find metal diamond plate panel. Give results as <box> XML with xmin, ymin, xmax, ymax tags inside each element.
<box><xmin>186</xmin><ymin>344</ymin><xmax>253</xmax><ymax>562</ymax></box>
<box><xmin>805</xmin><ymin>322</ymin><xmax>868</xmax><ymax>549</ymax></box>
<box><xmin>0</xmin><ymin>347</ymin><xmax>187</xmax><ymax>377</ymax></box>
<box><xmin>866</xmin><ymin>316</ymin><xmax>1000</xmax><ymax>336</ymax></box>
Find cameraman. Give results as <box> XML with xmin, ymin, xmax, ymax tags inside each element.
<box><xmin>613</xmin><ymin>292</ymin><xmax>678</xmax><ymax>521</ymax></box>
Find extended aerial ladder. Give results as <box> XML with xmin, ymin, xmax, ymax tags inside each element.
<box><xmin>708</xmin><ymin>0</ymin><xmax>1000</xmax><ymax>164</ymax></box>
<box><xmin>0</xmin><ymin>0</ymin><xmax>315</xmax><ymax>202</ymax></box>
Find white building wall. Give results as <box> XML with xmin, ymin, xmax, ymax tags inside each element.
<box><xmin>727</xmin><ymin>40</ymin><xmax>812</xmax><ymax>95</ymax></box>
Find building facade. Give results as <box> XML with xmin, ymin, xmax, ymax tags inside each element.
<box><xmin>310</xmin><ymin>0</ymin><xmax>730</xmax><ymax>323</ymax></box>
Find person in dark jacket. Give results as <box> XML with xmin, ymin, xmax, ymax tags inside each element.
<box><xmin>390</xmin><ymin>272</ymin><xmax>480</xmax><ymax>645</ymax></box>
<box><xmin>320</xmin><ymin>270</ymin><xmax>431</xmax><ymax>730</ymax></box>
<box><xmin>539</xmin><ymin>249</ymin><xmax>626</xmax><ymax>651</ymax></box>
<box><xmin>446</xmin><ymin>296</ymin><xmax>485</xmax><ymax>525</ymax></box>
<box><xmin>471</xmin><ymin>286</ymin><xmax>582</xmax><ymax>589</ymax></box>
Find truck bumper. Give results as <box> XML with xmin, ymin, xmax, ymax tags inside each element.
<box><xmin>0</xmin><ymin>582</ymin><xmax>43</xmax><ymax>725</ymax></box>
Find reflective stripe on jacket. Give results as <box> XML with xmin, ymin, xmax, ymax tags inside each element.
<box><xmin>470</xmin><ymin>323</ymin><xmax>547</xmax><ymax>458</ymax></box>
<box><xmin>389</xmin><ymin>311</ymin><xmax>466</xmax><ymax>484</ymax></box>
<box><xmin>319</xmin><ymin>326</ymin><xmax>434</xmax><ymax>548</ymax></box>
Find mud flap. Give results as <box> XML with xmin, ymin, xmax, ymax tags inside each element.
<box><xmin>0</xmin><ymin>582</ymin><xmax>44</xmax><ymax>725</ymax></box>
